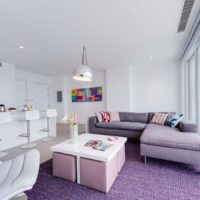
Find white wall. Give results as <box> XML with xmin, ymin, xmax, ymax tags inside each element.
<box><xmin>52</xmin><ymin>76</ymin><xmax>67</xmax><ymax>122</ymax></box>
<box><xmin>67</xmin><ymin>71</ymin><xmax>106</xmax><ymax>126</ymax></box>
<box><xmin>106</xmin><ymin>63</ymin><xmax>180</xmax><ymax>113</ymax></box>
<box><xmin>52</xmin><ymin>71</ymin><xmax>106</xmax><ymax>126</ymax></box>
<box><xmin>106</xmin><ymin>66</ymin><xmax>132</xmax><ymax>112</ymax></box>
<box><xmin>0</xmin><ymin>62</ymin><xmax>16</xmax><ymax>108</ymax></box>
<box><xmin>15</xmin><ymin>70</ymin><xmax>53</xmax><ymax>111</ymax></box>
<box><xmin>131</xmin><ymin>63</ymin><xmax>180</xmax><ymax>112</ymax></box>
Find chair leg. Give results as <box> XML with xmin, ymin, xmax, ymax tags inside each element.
<box><xmin>20</xmin><ymin>121</ymin><xmax>36</xmax><ymax>149</ymax></box>
<box><xmin>42</xmin><ymin>118</ymin><xmax>55</xmax><ymax>142</ymax></box>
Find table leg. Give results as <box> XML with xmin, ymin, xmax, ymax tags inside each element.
<box><xmin>77</xmin><ymin>156</ymin><xmax>80</xmax><ymax>184</ymax></box>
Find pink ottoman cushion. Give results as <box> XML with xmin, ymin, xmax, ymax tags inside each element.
<box><xmin>53</xmin><ymin>153</ymin><xmax>76</xmax><ymax>182</ymax></box>
<box><xmin>117</xmin><ymin>145</ymin><xmax>125</xmax><ymax>172</ymax></box>
<box><xmin>80</xmin><ymin>145</ymin><xmax>125</xmax><ymax>193</ymax></box>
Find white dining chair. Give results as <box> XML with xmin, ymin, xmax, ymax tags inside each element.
<box><xmin>42</xmin><ymin>109</ymin><xmax>57</xmax><ymax>142</ymax></box>
<box><xmin>20</xmin><ymin>111</ymin><xmax>40</xmax><ymax>149</ymax></box>
<box><xmin>0</xmin><ymin>149</ymin><xmax>40</xmax><ymax>200</ymax></box>
<box><xmin>0</xmin><ymin>112</ymin><xmax>11</xmax><ymax>159</ymax></box>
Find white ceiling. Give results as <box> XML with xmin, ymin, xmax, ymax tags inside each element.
<box><xmin>0</xmin><ymin>0</ymin><xmax>199</xmax><ymax>76</ymax></box>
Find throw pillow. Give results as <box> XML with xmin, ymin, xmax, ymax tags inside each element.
<box><xmin>165</xmin><ymin>112</ymin><xmax>175</xmax><ymax>126</ymax></box>
<box><xmin>95</xmin><ymin>112</ymin><xmax>103</xmax><ymax>123</ymax></box>
<box><xmin>150</xmin><ymin>113</ymin><xmax>168</xmax><ymax>125</ymax></box>
<box><xmin>101</xmin><ymin>112</ymin><xmax>110</xmax><ymax>122</ymax></box>
<box><xmin>110</xmin><ymin>112</ymin><xmax>120</xmax><ymax>122</ymax></box>
<box><xmin>167</xmin><ymin>114</ymin><xmax>184</xmax><ymax>128</ymax></box>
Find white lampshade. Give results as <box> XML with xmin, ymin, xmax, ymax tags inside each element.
<box><xmin>73</xmin><ymin>46</ymin><xmax>92</xmax><ymax>82</ymax></box>
<box><xmin>73</xmin><ymin>65</ymin><xmax>92</xmax><ymax>82</ymax></box>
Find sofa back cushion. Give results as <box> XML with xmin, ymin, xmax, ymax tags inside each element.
<box><xmin>119</xmin><ymin>112</ymin><xmax>148</xmax><ymax>123</ymax></box>
<box><xmin>148</xmin><ymin>112</ymin><xmax>155</xmax><ymax>123</ymax></box>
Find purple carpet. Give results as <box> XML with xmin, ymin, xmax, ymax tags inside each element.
<box><xmin>26</xmin><ymin>142</ymin><xmax>200</xmax><ymax>200</ymax></box>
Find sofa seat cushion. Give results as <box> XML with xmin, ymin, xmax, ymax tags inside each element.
<box><xmin>96</xmin><ymin>122</ymin><xmax>147</xmax><ymax>132</ymax></box>
<box><xmin>140</xmin><ymin>124</ymin><xmax>200</xmax><ymax>151</ymax></box>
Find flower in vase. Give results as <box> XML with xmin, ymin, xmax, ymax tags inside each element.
<box><xmin>62</xmin><ymin>113</ymin><xmax>78</xmax><ymax>126</ymax></box>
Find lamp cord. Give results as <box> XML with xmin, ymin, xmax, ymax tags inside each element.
<box><xmin>82</xmin><ymin>46</ymin><xmax>87</xmax><ymax>66</ymax></box>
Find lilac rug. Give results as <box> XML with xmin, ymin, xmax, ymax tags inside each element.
<box><xmin>26</xmin><ymin>142</ymin><xmax>200</xmax><ymax>200</ymax></box>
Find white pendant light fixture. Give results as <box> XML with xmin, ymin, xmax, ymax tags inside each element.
<box><xmin>73</xmin><ymin>46</ymin><xmax>92</xmax><ymax>82</ymax></box>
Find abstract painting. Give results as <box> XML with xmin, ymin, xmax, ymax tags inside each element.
<box><xmin>72</xmin><ymin>87</ymin><xmax>102</xmax><ymax>102</ymax></box>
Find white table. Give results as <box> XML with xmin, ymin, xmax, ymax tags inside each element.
<box><xmin>51</xmin><ymin>133</ymin><xmax>127</xmax><ymax>184</ymax></box>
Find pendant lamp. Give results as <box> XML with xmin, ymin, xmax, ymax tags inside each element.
<box><xmin>73</xmin><ymin>46</ymin><xmax>92</xmax><ymax>81</ymax></box>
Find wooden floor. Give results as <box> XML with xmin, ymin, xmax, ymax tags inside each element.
<box><xmin>1</xmin><ymin>123</ymin><xmax>86</xmax><ymax>163</ymax></box>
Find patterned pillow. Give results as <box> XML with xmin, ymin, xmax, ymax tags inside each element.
<box><xmin>110</xmin><ymin>112</ymin><xmax>120</xmax><ymax>122</ymax></box>
<box><xmin>165</xmin><ymin>112</ymin><xmax>175</xmax><ymax>126</ymax></box>
<box><xmin>167</xmin><ymin>114</ymin><xmax>184</xmax><ymax>128</ymax></box>
<box><xmin>95</xmin><ymin>112</ymin><xmax>103</xmax><ymax>123</ymax></box>
<box><xmin>101</xmin><ymin>112</ymin><xmax>110</xmax><ymax>122</ymax></box>
<box><xmin>150</xmin><ymin>113</ymin><xmax>168</xmax><ymax>125</ymax></box>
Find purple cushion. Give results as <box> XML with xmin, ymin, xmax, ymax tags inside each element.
<box><xmin>119</xmin><ymin>112</ymin><xmax>148</xmax><ymax>123</ymax></box>
<box><xmin>80</xmin><ymin>145</ymin><xmax>125</xmax><ymax>193</ymax></box>
<box><xmin>53</xmin><ymin>153</ymin><xmax>76</xmax><ymax>182</ymax></box>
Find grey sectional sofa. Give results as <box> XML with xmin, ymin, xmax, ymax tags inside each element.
<box><xmin>89</xmin><ymin>112</ymin><xmax>149</xmax><ymax>139</ymax></box>
<box><xmin>89</xmin><ymin>112</ymin><xmax>200</xmax><ymax>170</ymax></box>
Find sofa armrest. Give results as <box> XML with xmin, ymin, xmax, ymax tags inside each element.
<box><xmin>88</xmin><ymin>116</ymin><xmax>97</xmax><ymax>133</ymax></box>
<box><xmin>179</xmin><ymin>120</ymin><xmax>198</xmax><ymax>133</ymax></box>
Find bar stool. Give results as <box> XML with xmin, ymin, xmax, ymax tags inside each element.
<box><xmin>42</xmin><ymin>109</ymin><xmax>57</xmax><ymax>142</ymax></box>
<box><xmin>0</xmin><ymin>112</ymin><xmax>11</xmax><ymax>159</ymax></box>
<box><xmin>20</xmin><ymin>111</ymin><xmax>40</xmax><ymax>149</ymax></box>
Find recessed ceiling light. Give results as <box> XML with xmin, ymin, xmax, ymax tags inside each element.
<box><xmin>51</xmin><ymin>70</ymin><xmax>55</xmax><ymax>74</ymax></box>
<box><xmin>19</xmin><ymin>46</ymin><xmax>24</xmax><ymax>49</ymax></box>
<box><xmin>148</xmin><ymin>56</ymin><xmax>153</xmax><ymax>59</ymax></box>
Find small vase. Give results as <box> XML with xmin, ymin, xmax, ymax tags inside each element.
<box><xmin>70</xmin><ymin>124</ymin><xmax>78</xmax><ymax>143</ymax></box>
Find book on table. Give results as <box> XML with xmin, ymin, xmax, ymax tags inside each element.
<box><xmin>84</xmin><ymin>140</ymin><xmax>113</xmax><ymax>151</ymax></box>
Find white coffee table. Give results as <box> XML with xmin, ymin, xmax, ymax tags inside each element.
<box><xmin>51</xmin><ymin>133</ymin><xmax>127</xmax><ymax>192</ymax></box>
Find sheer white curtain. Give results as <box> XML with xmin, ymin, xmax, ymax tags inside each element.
<box><xmin>182</xmin><ymin>46</ymin><xmax>199</xmax><ymax>124</ymax></box>
<box><xmin>181</xmin><ymin>16</ymin><xmax>200</xmax><ymax>130</ymax></box>
<box><xmin>188</xmin><ymin>55</ymin><xmax>196</xmax><ymax>122</ymax></box>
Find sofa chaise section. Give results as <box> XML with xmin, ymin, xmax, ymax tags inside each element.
<box><xmin>140</xmin><ymin>123</ymin><xmax>200</xmax><ymax>168</ymax></box>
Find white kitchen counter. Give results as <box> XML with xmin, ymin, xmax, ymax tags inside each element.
<box><xmin>0</xmin><ymin>111</ymin><xmax>57</xmax><ymax>151</ymax></box>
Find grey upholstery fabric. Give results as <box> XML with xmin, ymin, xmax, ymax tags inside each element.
<box><xmin>141</xmin><ymin>124</ymin><xmax>200</xmax><ymax>151</ymax></box>
<box><xmin>88</xmin><ymin>117</ymin><xmax>142</xmax><ymax>139</ymax></box>
<box><xmin>140</xmin><ymin>143</ymin><xmax>200</xmax><ymax>165</ymax></box>
<box><xmin>179</xmin><ymin>120</ymin><xmax>198</xmax><ymax>133</ymax></box>
<box><xmin>89</xmin><ymin>112</ymin><xmax>198</xmax><ymax>143</ymax></box>
<box><xmin>96</xmin><ymin>121</ymin><xmax>147</xmax><ymax>131</ymax></box>
<box><xmin>119</xmin><ymin>112</ymin><xmax>148</xmax><ymax>123</ymax></box>
<box><xmin>147</xmin><ymin>112</ymin><xmax>155</xmax><ymax>123</ymax></box>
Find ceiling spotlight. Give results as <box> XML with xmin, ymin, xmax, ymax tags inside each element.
<box><xmin>148</xmin><ymin>56</ymin><xmax>153</xmax><ymax>59</ymax></box>
<box><xmin>19</xmin><ymin>46</ymin><xmax>24</xmax><ymax>49</ymax></box>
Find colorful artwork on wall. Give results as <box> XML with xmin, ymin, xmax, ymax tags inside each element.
<box><xmin>72</xmin><ymin>87</ymin><xmax>102</xmax><ymax>102</ymax></box>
